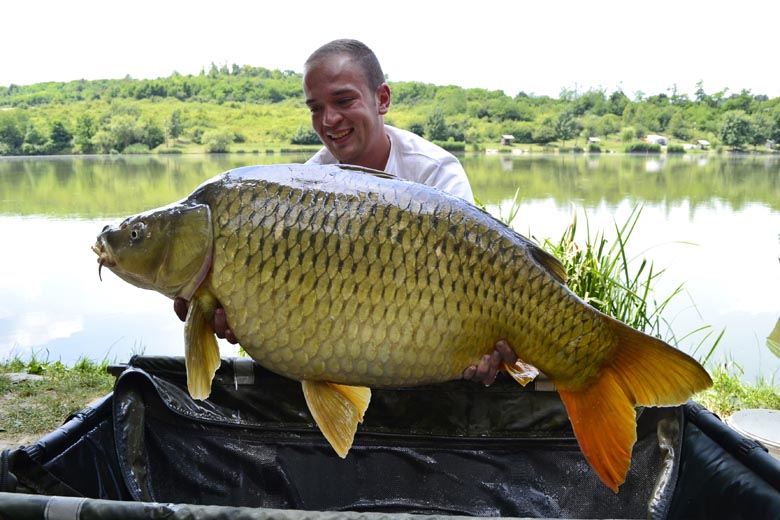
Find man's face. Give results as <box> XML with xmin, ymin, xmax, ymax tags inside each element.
<box><xmin>304</xmin><ymin>55</ymin><xmax>390</xmax><ymax>169</ymax></box>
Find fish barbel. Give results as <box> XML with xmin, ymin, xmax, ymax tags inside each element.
<box><xmin>92</xmin><ymin>164</ymin><xmax>711</xmax><ymax>492</ymax></box>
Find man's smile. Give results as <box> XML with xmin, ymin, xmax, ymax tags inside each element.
<box><xmin>329</xmin><ymin>129</ymin><xmax>353</xmax><ymax>141</ymax></box>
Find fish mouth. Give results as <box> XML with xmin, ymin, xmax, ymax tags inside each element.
<box><xmin>92</xmin><ymin>240</ymin><xmax>115</xmax><ymax>282</ymax></box>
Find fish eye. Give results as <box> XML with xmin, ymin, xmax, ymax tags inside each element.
<box><xmin>129</xmin><ymin>223</ymin><xmax>146</xmax><ymax>241</ymax></box>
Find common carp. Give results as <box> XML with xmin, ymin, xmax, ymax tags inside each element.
<box><xmin>92</xmin><ymin>164</ymin><xmax>712</xmax><ymax>492</ymax></box>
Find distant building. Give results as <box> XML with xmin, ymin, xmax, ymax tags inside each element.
<box><xmin>696</xmin><ymin>139</ymin><xmax>710</xmax><ymax>150</ymax></box>
<box><xmin>500</xmin><ymin>135</ymin><xmax>515</xmax><ymax>146</ymax></box>
<box><xmin>646</xmin><ymin>135</ymin><xmax>668</xmax><ymax>146</ymax></box>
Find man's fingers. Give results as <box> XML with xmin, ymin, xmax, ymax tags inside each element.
<box><xmin>213</xmin><ymin>307</ymin><xmax>228</xmax><ymax>338</ymax></box>
<box><xmin>213</xmin><ymin>307</ymin><xmax>239</xmax><ymax>344</ymax></box>
<box><xmin>475</xmin><ymin>354</ymin><xmax>497</xmax><ymax>385</ymax></box>
<box><xmin>495</xmin><ymin>339</ymin><xmax>518</xmax><ymax>364</ymax></box>
<box><xmin>173</xmin><ymin>297</ymin><xmax>188</xmax><ymax>322</ymax></box>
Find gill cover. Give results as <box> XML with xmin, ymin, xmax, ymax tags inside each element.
<box><xmin>98</xmin><ymin>202</ymin><xmax>213</xmax><ymax>299</ymax></box>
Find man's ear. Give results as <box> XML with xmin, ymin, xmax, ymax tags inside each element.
<box><xmin>376</xmin><ymin>83</ymin><xmax>391</xmax><ymax>115</ymax></box>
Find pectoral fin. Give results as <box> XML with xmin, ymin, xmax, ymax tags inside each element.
<box><xmin>184</xmin><ymin>292</ymin><xmax>221</xmax><ymax>400</ymax></box>
<box><xmin>301</xmin><ymin>380</ymin><xmax>371</xmax><ymax>458</ymax></box>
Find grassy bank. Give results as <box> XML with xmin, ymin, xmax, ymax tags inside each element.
<box><xmin>696</xmin><ymin>363</ymin><xmax>780</xmax><ymax>417</ymax></box>
<box><xmin>0</xmin><ymin>356</ymin><xmax>114</xmax><ymax>447</ymax></box>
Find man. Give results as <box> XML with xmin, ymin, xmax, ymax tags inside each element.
<box><xmin>302</xmin><ymin>39</ymin><xmax>474</xmax><ymax>203</ymax></box>
<box><xmin>176</xmin><ymin>39</ymin><xmax>517</xmax><ymax>385</ymax></box>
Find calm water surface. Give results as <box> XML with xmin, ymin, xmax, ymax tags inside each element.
<box><xmin>1</xmin><ymin>153</ymin><xmax>778</xmax><ymax>381</ymax></box>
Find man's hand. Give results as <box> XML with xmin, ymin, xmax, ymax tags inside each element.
<box><xmin>462</xmin><ymin>339</ymin><xmax>518</xmax><ymax>386</ymax></box>
<box><xmin>173</xmin><ymin>296</ymin><xmax>239</xmax><ymax>344</ymax></box>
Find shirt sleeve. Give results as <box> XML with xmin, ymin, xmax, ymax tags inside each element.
<box><xmin>421</xmin><ymin>156</ymin><xmax>475</xmax><ymax>203</ymax></box>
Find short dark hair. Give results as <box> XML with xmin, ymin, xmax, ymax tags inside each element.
<box><xmin>304</xmin><ymin>39</ymin><xmax>385</xmax><ymax>90</ymax></box>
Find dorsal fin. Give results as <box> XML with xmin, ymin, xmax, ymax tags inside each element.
<box><xmin>339</xmin><ymin>164</ymin><xmax>397</xmax><ymax>180</ymax></box>
<box><xmin>529</xmin><ymin>244</ymin><xmax>568</xmax><ymax>285</ymax></box>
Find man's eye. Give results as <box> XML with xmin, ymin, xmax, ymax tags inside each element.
<box><xmin>337</xmin><ymin>98</ymin><xmax>354</xmax><ymax>106</ymax></box>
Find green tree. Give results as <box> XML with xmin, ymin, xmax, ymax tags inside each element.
<box><xmin>532</xmin><ymin>117</ymin><xmax>557</xmax><ymax>145</ymax></box>
<box><xmin>22</xmin><ymin>127</ymin><xmax>46</xmax><ymax>155</ymax></box>
<box><xmin>434</xmin><ymin>87</ymin><xmax>467</xmax><ymax>116</ymax></box>
<box><xmin>91</xmin><ymin>130</ymin><xmax>115</xmax><ymax>154</ymax></box>
<box><xmin>108</xmin><ymin>115</ymin><xmax>140</xmax><ymax>152</ymax></box>
<box><xmin>139</xmin><ymin>120</ymin><xmax>165</xmax><ymax>150</ymax></box>
<box><xmin>718</xmin><ymin>110</ymin><xmax>752</xmax><ymax>150</ymax></box>
<box><xmin>425</xmin><ymin>108</ymin><xmax>449</xmax><ymax>141</ymax></box>
<box><xmin>749</xmin><ymin>111</ymin><xmax>773</xmax><ymax>150</ymax></box>
<box><xmin>166</xmin><ymin>109</ymin><xmax>184</xmax><ymax>144</ymax></box>
<box><xmin>668</xmin><ymin>112</ymin><xmax>693</xmax><ymax>141</ymax></box>
<box><xmin>769</xmin><ymin>108</ymin><xmax>780</xmax><ymax>144</ymax></box>
<box><xmin>0</xmin><ymin>111</ymin><xmax>24</xmax><ymax>155</ymax></box>
<box><xmin>49</xmin><ymin>121</ymin><xmax>73</xmax><ymax>152</ymax></box>
<box><xmin>608</xmin><ymin>90</ymin><xmax>630</xmax><ymax>116</ymax></box>
<box><xmin>598</xmin><ymin>114</ymin><xmax>621</xmax><ymax>138</ymax></box>
<box><xmin>555</xmin><ymin>109</ymin><xmax>578</xmax><ymax>147</ymax></box>
<box><xmin>74</xmin><ymin>114</ymin><xmax>96</xmax><ymax>154</ymax></box>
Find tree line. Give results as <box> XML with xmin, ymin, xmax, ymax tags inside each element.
<box><xmin>1</xmin><ymin>63</ymin><xmax>779</xmax><ymax>156</ymax></box>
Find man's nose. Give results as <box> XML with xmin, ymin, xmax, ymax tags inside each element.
<box><xmin>322</xmin><ymin>105</ymin><xmax>342</xmax><ymax>127</ymax></box>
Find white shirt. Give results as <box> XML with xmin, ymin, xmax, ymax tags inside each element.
<box><xmin>305</xmin><ymin>125</ymin><xmax>474</xmax><ymax>203</ymax></box>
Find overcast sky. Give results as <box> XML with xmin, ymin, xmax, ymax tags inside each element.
<box><xmin>3</xmin><ymin>0</ymin><xmax>777</xmax><ymax>100</ymax></box>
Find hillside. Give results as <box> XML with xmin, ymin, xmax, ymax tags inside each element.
<box><xmin>1</xmin><ymin>65</ymin><xmax>779</xmax><ymax>155</ymax></box>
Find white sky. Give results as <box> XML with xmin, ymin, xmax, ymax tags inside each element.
<box><xmin>2</xmin><ymin>0</ymin><xmax>777</xmax><ymax>100</ymax></box>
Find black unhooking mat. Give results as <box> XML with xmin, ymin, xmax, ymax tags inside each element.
<box><xmin>1</xmin><ymin>355</ymin><xmax>779</xmax><ymax>519</ymax></box>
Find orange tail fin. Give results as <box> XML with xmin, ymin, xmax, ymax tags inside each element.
<box><xmin>557</xmin><ymin>315</ymin><xmax>712</xmax><ymax>492</ymax></box>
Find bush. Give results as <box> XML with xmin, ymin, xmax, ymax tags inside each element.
<box><xmin>123</xmin><ymin>143</ymin><xmax>151</xmax><ymax>154</ymax></box>
<box><xmin>433</xmin><ymin>140</ymin><xmax>466</xmax><ymax>152</ymax></box>
<box><xmin>621</xmin><ymin>127</ymin><xmax>636</xmax><ymax>143</ymax></box>
<box><xmin>624</xmin><ymin>142</ymin><xmax>662</xmax><ymax>153</ymax></box>
<box><xmin>667</xmin><ymin>144</ymin><xmax>686</xmax><ymax>154</ymax></box>
<box><xmin>408</xmin><ymin>122</ymin><xmax>425</xmax><ymax>136</ymax></box>
<box><xmin>190</xmin><ymin>127</ymin><xmax>205</xmax><ymax>145</ymax></box>
<box><xmin>202</xmin><ymin>128</ymin><xmax>234</xmax><ymax>153</ymax></box>
<box><xmin>290</xmin><ymin>126</ymin><xmax>321</xmax><ymax>145</ymax></box>
<box><xmin>588</xmin><ymin>143</ymin><xmax>602</xmax><ymax>153</ymax></box>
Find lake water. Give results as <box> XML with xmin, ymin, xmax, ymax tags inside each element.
<box><xmin>1</xmin><ymin>153</ymin><xmax>778</xmax><ymax>382</ymax></box>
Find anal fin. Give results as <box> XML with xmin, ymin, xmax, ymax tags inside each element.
<box><xmin>184</xmin><ymin>292</ymin><xmax>221</xmax><ymax>400</ymax></box>
<box><xmin>302</xmin><ymin>380</ymin><xmax>371</xmax><ymax>458</ymax></box>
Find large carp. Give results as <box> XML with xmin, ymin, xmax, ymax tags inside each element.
<box><xmin>93</xmin><ymin>164</ymin><xmax>711</xmax><ymax>492</ymax></box>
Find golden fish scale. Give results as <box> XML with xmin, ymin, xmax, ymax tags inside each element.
<box><xmin>204</xmin><ymin>176</ymin><xmax>616</xmax><ymax>389</ymax></box>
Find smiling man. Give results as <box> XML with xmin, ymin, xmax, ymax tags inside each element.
<box><xmin>303</xmin><ymin>39</ymin><xmax>474</xmax><ymax>203</ymax></box>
